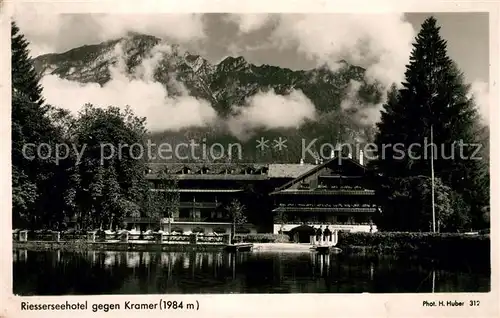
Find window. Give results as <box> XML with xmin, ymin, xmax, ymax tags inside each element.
<box><xmin>328</xmin><ymin>215</ymin><xmax>337</xmax><ymax>223</ymax></box>
<box><xmin>355</xmin><ymin>215</ymin><xmax>368</xmax><ymax>224</ymax></box>
<box><xmin>213</xmin><ymin>227</ymin><xmax>227</xmax><ymax>234</ymax></box>
<box><xmin>171</xmin><ymin>227</ymin><xmax>183</xmax><ymax>234</ymax></box>
<box><xmin>193</xmin><ymin>209</ymin><xmax>201</xmax><ymax>219</ymax></box>
<box><xmin>179</xmin><ymin>209</ymin><xmax>190</xmax><ymax>219</ymax></box>
<box><xmin>192</xmin><ymin>227</ymin><xmax>205</xmax><ymax>233</ymax></box>
<box><xmin>337</xmin><ymin>216</ymin><xmax>348</xmax><ymax>224</ymax></box>
<box><xmin>236</xmin><ymin>227</ymin><xmax>251</xmax><ymax>234</ymax></box>
<box><xmin>299</xmin><ymin>182</ymin><xmax>310</xmax><ymax>189</ymax></box>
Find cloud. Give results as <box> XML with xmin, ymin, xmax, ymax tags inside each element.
<box><xmin>225</xmin><ymin>14</ymin><xmax>275</xmax><ymax>33</ymax></box>
<box><xmin>40</xmin><ymin>39</ymin><xmax>317</xmax><ymax>136</ymax></box>
<box><xmin>468</xmin><ymin>80</ymin><xmax>490</xmax><ymax>123</ymax></box>
<box><xmin>223</xmin><ymin>13</ymin><xmax>416</xmax><ymax>126</ymax></box>
<box><xmin>13</xmin><ymin>3</ymin><xmax>206</xmax><ymax>56</ymax></box>
<box><xmin>92</xmin><ymin>14</ymin><xmax>206</xmax><ymax>42</ymax></box>
<box><xmin>41</xmin><ymin>42</ymin><xmax>217</xmax><ymax>131</ymax></box>
<box><xmin>227</xmin><ymin>89</ymin><xmax>317</xmax><ymax>139</ymax></box>
<box><xmin>270</xmin><ymin>14</ymin><xmax>415</xmax><ymax>90</ymax></box>
<box><xmin>340</xmin><ymin>80</ymin><xmax>382</xmax><ymax>126</ymax></box>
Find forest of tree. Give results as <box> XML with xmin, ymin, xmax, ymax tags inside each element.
<box><xmin>12</xmin><ymin>21</ymin><xmax>160</xmax><ymax>230</ymax></box>
<box><xmin>11</xmin><ymin>17</ymin><xmax>490</xmax><ymax>232</ymax></box>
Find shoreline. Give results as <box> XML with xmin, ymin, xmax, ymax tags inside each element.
<box><xmin>12</xmin><ymin>236</ymin><xmax>492</xmax><ymax>265</ymax></box>
<box><xmin>13</xmin><ymin>241</ymin><xmax>322</xmax><ymax>253</ymax></box>
<box><xmin>11</xmin><ymin>241</ymin><xmax>492</xmax><ymax>271</ymax></box>
<box><xmin>13</xmin><ymin>240</ymin><xmax>227</xmax><ymax>252</ymax></box>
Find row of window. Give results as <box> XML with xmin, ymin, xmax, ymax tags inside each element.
<box><xmin>280</xmin><ymin>215</ymin><xmax>372</xmax><ymax>224</ymax></box>
<box><xmin>147</xmin><ymin>166</ymin><xmax>269</xmax><ymax>175</ymax></box>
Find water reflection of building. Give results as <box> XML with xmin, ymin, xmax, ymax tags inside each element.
<box><xmin>125</xmin><ymin>252</ymin><xmax>141</xmax><ymax>268</ymax></box>
<box><xmin>183</xmin><ymin>255</ymin><xmax>190</xmax><ymax>269</ymax></box>
<box><xmin>156</xmin><ymin>252</ymin><xmax>221</xmax><ymax>272</ymax></box>
<box><xmin>13</xmin><ymin>249</ymin><xmax>28</xmax><ymax>262</ymax></box>
<box><xmin>311</xmin><ymin>253</ymin><xmax>331</xmax><ymax>277</ymax></box>
<box><xmin>87</xmin><ymin>250</ymin><xmax>97</xmax><ymax>265</ymax></box>
<box><xmin>370</xmin><ymin>262</ymin><xmax>374</xmax><ymax>281</ymax></box>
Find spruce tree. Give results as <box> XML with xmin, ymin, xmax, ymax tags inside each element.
<box><xmin>374</xmin><ymin>16</ymin><xmax>489</xmax><ymax>230</ymax></box>
<box><xmin>11</xmin><ymin>22</ymin><xmax>65</xmax><ymax>228</ymax></box>
<box><xmin>11</xmin><ymin>21</ymin><xmax>45</xmax><ymax>106</ymax></box>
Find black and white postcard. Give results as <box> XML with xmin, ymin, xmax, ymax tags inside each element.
<box><xmin>1</xmin><ymin>1</ymin><xmax>498</xmax><ymax>317</ymax></box>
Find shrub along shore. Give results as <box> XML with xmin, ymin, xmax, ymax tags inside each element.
<box><xmin>235</xmin><ymin>232</ymin><xmax>490</xmax><ymax>268</ymax></box>
<box><xmin>336</xmin><ymin>231</ymin><xmax>490</xmax><ymax>255</ymax></box>
<box><xmin>335</xmin><ymin>231</ymin><xmax>491</xmax><ymax>270</ymax></box>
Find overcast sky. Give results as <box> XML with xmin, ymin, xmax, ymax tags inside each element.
<box><xmin>12</xmin><ymin>12</ymin><xmax>490</xmax><ymax>130</ymax></box>
<box><xmin>405</xmin><ymin>13</ymin><xmax>489</xmax><ymax>84</ymax></box>
<box><xmin>15</xmin><ymin>12</ymin><xmax>489</xmax><ymax>85</ymax></box>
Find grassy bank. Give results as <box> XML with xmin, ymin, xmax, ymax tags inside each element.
<box><xmin>337</xmin><ymin>231</ymin><xmax>490</xmax><ymax>264</ymax></box>
<box><xmin>13</xmin><ymin>240</ymin><xmax>226</xmax><ymax>252</ymax></box>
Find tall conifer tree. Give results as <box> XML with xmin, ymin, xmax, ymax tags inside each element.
<box><xmin>374</xmin><ymin>16</ymin><xmax>489</xmax><ymax>230</ymax></box>
<box><xmin>11</xmin><ymin>21</ymin><xmax>47</xmax><ymax>227</ymax></box>
<box><xmin>11</xmin><ymin>21</ymin><xmax>45</xmax><ymax>106</ymax></box>
<box><xmin>11</xmin><ymin>21</ymin><xmax>70</xmax><ymax>228</ymax></box>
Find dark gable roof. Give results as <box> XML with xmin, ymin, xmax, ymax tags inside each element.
<box><xmin>145</xmin><ymin>161</ymin><xmax>370</xmax><ymax>180</ymax></box>
<box><xmin>272</xmin><ymin>157</ymin><xmax>370</xmax><ymax>193</ymax></box>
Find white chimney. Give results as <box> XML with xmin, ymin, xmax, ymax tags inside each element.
<box><xmin>300</xmin><ymin>158</ymin><xmax>304</xmax><ymax>165</ymax></box>
<box><xmin>359</xmin><ymin>150</ymin><xmax>364</xmax><ymax>166</ymax></box>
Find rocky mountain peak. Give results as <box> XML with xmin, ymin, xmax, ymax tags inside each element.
<box><xmin>33</xmin><ymin>34</ymin><xmax>383</xmax><ymax>163</ymax></box>
<box><xmin>218</xmin><ymin>56</ymin><xmax>249</xmax><ymax>72</ymax></box>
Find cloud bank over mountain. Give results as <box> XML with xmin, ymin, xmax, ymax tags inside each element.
<box><xmin>40</xmin><ymin>40</ymin><xmax>317</xmax><ymax>135</ymax></box>
<box><xmin>41</xmin><ymin>42</ymin><xmax>217</xmax><ymax>131</ymax></box>
<box><xmin>15</xmin><ymin>4</ymin><xmax>206</xmax><ymax>56</ymax></box>
<box><xmin>227</xmin><ymin>89</ymin><xmax>317</xmax><ymax>140</ymax></box>
<box><xmin>21</xmin><ymin>12</ymin><xmax>490</xmax><ymax>136</ymax></box>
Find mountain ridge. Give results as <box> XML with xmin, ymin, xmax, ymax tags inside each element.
<box><xmin>33</xmin><ymin>33</ymin><xmax>383</xmax><ymax>163</ymax></box>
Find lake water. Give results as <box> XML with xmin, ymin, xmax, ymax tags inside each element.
<box><xmin>13</xmin><ymin>249</ymin><xmax>490</xmax><ymax>295</ymax></box>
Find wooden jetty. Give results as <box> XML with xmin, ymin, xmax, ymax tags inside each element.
<box><xmin>310</xmin><ymin>230</ymin><xmax>342</xmax><ymax>254</ymax></box>
<box><xmin>314</xmin><ymin>245</ymin><xmax>343</xmax><ymax>254</ymax></box>
<box><xmin>225</xmin><ymin>243</ymin><xmax>254</xmax><ymax>252</ymax></box>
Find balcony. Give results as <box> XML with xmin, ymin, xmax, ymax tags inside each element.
<box><xmin>277</xmin><ymin>189</ymin><xmax>375</xmax><ymax>195</ymax></box>
<box><xmin>178</xmin><ymin>202</ymin><xmax>221</xmax><ymax>209</ymax></box>
<box><xmin>162</xmin><ymin>217</ymin><xmax>231</xmax><ymax>223</ymax></box>
<box><xmin>147</xmin><ymin>174</ymin><xmax>268</xmax><ymax>181</ymax></box>
<box><xmin>124</xmin><ymin>217</ymin><xmax>158</xmax><ymax>224</ymax></box>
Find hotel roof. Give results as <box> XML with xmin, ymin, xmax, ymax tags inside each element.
<box><xmin>145</xmin><ymin>162</ymin><xmax>320</xmax><ymax>179</ymax></box>
<box><xmin>267</xmin><ymin>164</ymin><xmax>317</xmax><ymax>178</ymax></box>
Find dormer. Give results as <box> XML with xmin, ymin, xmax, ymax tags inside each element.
<box><xmin>178</xmin><ymin>166</ymin><xmax>191</xmax><ymax>174</ymax></box>
<box><xmin>241</xmin><ymin>166</ymin><xmax>256</xmax><ymax>175</ymax></box>
<box><xmin>298</xmin><ymin>181</ymin><xmax>310</xmax><ymax>189</ymax></box>
<box><xmin>198</xmin><ymin>166</ymin><xmax>210</xmax><ymax>174</ymax></box>
<box><xmin>257</xmin><ymin>166</ymin><xmax>269</xmax><ymax>175</ymax></box>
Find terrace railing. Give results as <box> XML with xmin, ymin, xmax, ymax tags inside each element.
<box><xmin>13</xmin><ymin>230</ymin><xmax>230</xmax><ymax>245</ymax></box>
